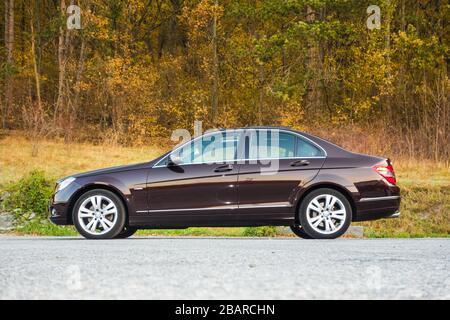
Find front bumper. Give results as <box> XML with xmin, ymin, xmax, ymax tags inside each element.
<box><xmin>48</xmin><ymin>181</ymin><xmax>82</xmax><ymax>225</ymax></box>
<box><xmin>49</xmin><ymin>200</ymin><xmax>71</xmax><ymax>225</ymax></box>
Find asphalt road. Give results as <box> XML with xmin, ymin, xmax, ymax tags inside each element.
<box><xmin>0</xmin><ymin>236</ymin><xmax>449</xmax><ymax>299</ymax></box>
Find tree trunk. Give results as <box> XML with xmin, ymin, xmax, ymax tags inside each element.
<box><xmin>3</xmin><ymin>0</ymin><xmax>14</xmax><ymax>129</ymax></box>
<box><xmin>55</xmin><ymin>0</ymin><xmax>67</xmax><ymax>124</ymax></box>
<box><xmin>258</xmin><ymin>63</ymin><xmax>264</xmax><ymax>125</ymax></box>
<box><xmin>305</xmin><ymin>5</ymin><xmax>321</xmax><ymax>116</ymax></box>
<box><xmin>73</xmin><ymin>36</ymin><xmax>86</xmax><ymax>113</ymax></box>
<box><xmin>2</xmin><ymin>0</ymin><xmax>8</xmax><ymax>128</ymax></box>
<box><xmin>211</xmin><ymin>0</ymin><xmax>219</xmax><ymax>126</ymax></box>
<box><xmin>30</xmin><ymin>13</ymin><xmax>42</xmax><ymax>113</ymax></box>
<box><xmin>384</xmin><ymin>0</ymin><xmax>393</xmax><ymax>122</ymax></box>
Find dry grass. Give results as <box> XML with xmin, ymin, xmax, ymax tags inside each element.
<box><xmin>393</xmin><ymin>159</ymin><xmax>450</xmax><ymax>187</ymax></box>
<box><xmin>0</xmin><ymin>131</ymin><xmax>166</xmax><ymax>187</ymax></box>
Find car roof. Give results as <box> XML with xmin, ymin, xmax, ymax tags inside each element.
<box><xmin>218</xmin><ymin>126</ymin><xmax>292</xmax><ymax>131</ymax></box>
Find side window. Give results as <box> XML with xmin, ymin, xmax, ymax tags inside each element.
<box><xmin>192</xmin><ymin>132</ymin><xmax>238</xmax><ymax>163</ymax></box>
<box><xmin>278</xmin><ymin>132</ymin><xmax>295</xmax><ymax>157</ymax></box>
<box><xmin>248</xmin><ymin>130</ymin><xmax>296</xmax><ymax>159</ymax></box>
<box><xmin>295</xmin><ymin>137</ymin><xmax>324</xmax><ymax>157</ymax></box>
<box><xmin>169</xmin><ymin>131</ymin><xmax>239</xmax><ymax>165</ymax></box>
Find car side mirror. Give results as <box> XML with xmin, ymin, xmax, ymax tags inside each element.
<box><xmin>168</xmin><ymin>154</ymin><xmax>182</xmax><ymax>166</ymax></box>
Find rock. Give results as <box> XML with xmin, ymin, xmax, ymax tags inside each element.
<box><xmin>0</xmin><ymin>213</ymin><xmax>14</xmax><ymax>231</ymax></box>
<box><xmin>344</xmin><ymin>226</ymin><xmax>364</xmax><ymax>238</ymax></box>
<box><xmin>0</xmin><ymin>191</ymin><xmax>10</xmax><ymax>201</ymax></box>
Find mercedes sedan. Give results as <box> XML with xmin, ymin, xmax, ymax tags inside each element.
<box><xmin>49</xmin><ymin>127</ymin><xmax>400</xmax><ymax>239</ymax></box>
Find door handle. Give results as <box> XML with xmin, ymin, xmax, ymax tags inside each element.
<box><xmin>290</xmin><ymin>159</ymin><xmax>310</xmax><ymax>167</ymax></box>
<box><xmin>214</xmin><ymin>164</ymin><xmax>234</xmax><ymax>172</ymax></box>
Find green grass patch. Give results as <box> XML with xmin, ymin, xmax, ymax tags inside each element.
<box><xmin>13</xmin><ymin>220</ymin><xmax>78</xmax><ymax>236</ymax></box>
<box><xmin>242</xmin><ymin>226</ymin><xmax>277</xmax><ymax>237</ymax></box>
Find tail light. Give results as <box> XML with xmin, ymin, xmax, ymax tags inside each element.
<box><xmin>373</xmin><ymin>163</ymin><xmax>397</xmax><ymax>185</ymax></box>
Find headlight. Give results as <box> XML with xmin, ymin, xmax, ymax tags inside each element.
<box><xmin>56</xmin><ymin>177</ymin><xmax>76</xmax><ymax>192</ymax></box>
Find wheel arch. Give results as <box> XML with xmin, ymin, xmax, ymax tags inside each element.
<box><xmin>66</xmin><ymin>184</ymin><xmax>129</xmax><ymax>225</ymax></box>
<box><xmin>294</xmin><ymin>183</ymin><xmax>357</xmax><ymax>224</ymax></box>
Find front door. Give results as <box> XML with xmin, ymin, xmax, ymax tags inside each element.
<box><xmin>143</xmin><ymin>131</ymin><xmax>241</xmax><ymax>226</ymax></box>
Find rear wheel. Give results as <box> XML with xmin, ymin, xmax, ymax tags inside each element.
<box><xmin>73</xmin><ymin>189</ymin><xmax>126</xmax><ymax>239</ymax></box>
<box><xmin>114</xmin><ymin>226</ymin><xmax>138</xmax><ymax>239</ymax></box>
<box><xmin>298</xmin><ymin>188</ymin><xmax>352</xmax><ymax>239</ymax></box>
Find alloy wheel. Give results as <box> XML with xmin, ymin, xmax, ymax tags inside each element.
<box><xmin>305</xmin><ymin>194</ymin><xmax>347</xmax><ymax>235</ymax></box>
<box><xmin>77</xmin><ymin>195</ymin><xmax>118</xmax><ymax>235</ymax></box>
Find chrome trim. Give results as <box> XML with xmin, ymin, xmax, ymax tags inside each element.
<box><xmin>386</xmin><ymin>211</ymin><xmax>400</xmax><ymax>219</ymax></box>
<box><xmin>238</xmin><ymin>202</ymin><xmax>292</xmax><ymax>209</ymax></box>
<box><xmin>137</xmin><ymin>202</ymin><xmax>293</xmax><ymax>213</ymax></box>
<box><xmin>359</xmin><ymin>195</ymin><xmax>400</xmax><ymax>202</ymax></box>
<box><xmin>137</xmin><ymin>205</ymin><xmax>237</xmax><ymax>213</ymax></box>
<box><xmin>153</xmin><ymin>128</ymin><xmax>327</xmax><ymax>168</ymax></box>
<box><xmin>153</xmin><ymin>156</ymin><xmax>325</xmax><ymax>168</ymax></box>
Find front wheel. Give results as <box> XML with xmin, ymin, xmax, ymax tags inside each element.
<box><xmin>298</xmin><ymin>188</ymin><xmax>352</xmax><ymax>239</ymax></box>
<box><xmin>73</xmin><ymin>189</ymin><xmax>126</xmax><ymax>239</ymax></box>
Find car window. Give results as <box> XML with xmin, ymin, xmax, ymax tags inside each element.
<box><xmin>170</xmin><ymin>131</ymin><xmax>240</xmax><ymax>165</ymax></box>
<box><xmin>248</xmin><ymin>130</ymin><xmax>296</xmax><ymax>159</ymax></box>
<box><xmin>295</xmin><ymin>137</ymin><xmax>324</xmax><ymax>157</ymax></box>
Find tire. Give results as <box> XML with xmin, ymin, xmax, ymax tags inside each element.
<box><xmin>73</xmin><ymin>189</ymin><xmax>126</xmax><ymax>239</ymax></box>
<box><xmin>114</xmin><ymin>226</ymin><xmax>138</xmax><ymax>239</ymax></box>
<box><xmin>298</xmin><ymin>188</ymin><xmax>352</xmax><ymax>239</ymax></box>
<box><xmin>290</xmin><ymin>225</ymin><xmax>314</xmax><ymax>239</ymax></box>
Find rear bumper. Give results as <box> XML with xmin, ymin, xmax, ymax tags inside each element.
<box><xmin>354</xmin><ymin>195</ymin><xmax>401</xmax><ymax>221</ymax></box>
<box><xmin>386</xmin><ymin>210</ymin><xmax>400</xmax><ymax>219</ymax></box>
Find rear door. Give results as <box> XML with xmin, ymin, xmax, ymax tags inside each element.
<box><xmin>237</xmin><ymin>129</ymin><xmax>326</xmax><ymax>223</ymax></box>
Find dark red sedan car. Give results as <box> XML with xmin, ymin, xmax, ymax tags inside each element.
<box><xmin>49</xmin><ymin>127</ymin><xmax>400</xmax><ymax>239</ymax></box>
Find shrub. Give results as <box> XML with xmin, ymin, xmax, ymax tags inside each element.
<box><xmin>1</xmin><ymin>170</ymin><xmax>53</xmax><ymax>219</ymax></box>
<box><xmin>243</xmin><ymin>226</ymin><xmax>277</xmax><ymax>237</ymax></box>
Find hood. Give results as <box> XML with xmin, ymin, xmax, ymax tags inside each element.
<box><xmin>71</xmin><ymin>162</ymin><xmax>151</xmax><ymax>179</ymax></box>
